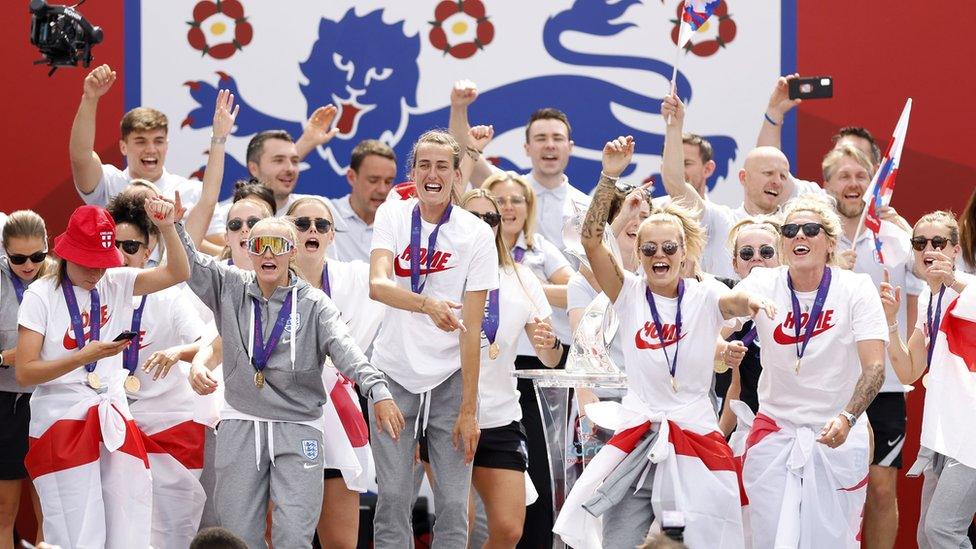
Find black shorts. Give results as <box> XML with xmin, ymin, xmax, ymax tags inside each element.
<box><xmin>323</xmin><ymin>468</ymin><xmax>343</xmax><ymax>479</ymax></box>
<box><xmin>420</xmin><ymin>421</ymin><xmax>528</xmax><ymax>472</ymax></box>
<box><xmin>0</xmin><ymin>391</ymin><xmax>30</xmax><ymax>480</ymax></box>
<box><xmin>866</xmin><ymin>392</ymin><xmax>906</xmax><ymax>468</ymax></box>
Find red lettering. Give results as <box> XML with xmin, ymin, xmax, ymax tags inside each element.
<box><xmin>819</xmin><ymin>309</ymin><xmax>834</xmax><ymax>329</ymax></box>
<box><xmin>784</xmin><ymin>311</ymin><xmax>795</xmax><ymax>329</ymax></box>
<box><xmin>643</xmin><ymin>322</ymin><xmax>654</xmax><ymax>337</ymax></box>
<box><xmin>434</xmin><ymin>251</ymin><xmax>452</xmax><ymax>270</ymax></box>
<box><xmin>662</xmin><ymin>325</ymin><xmax>676</xmax><ymax>341</ymax></box>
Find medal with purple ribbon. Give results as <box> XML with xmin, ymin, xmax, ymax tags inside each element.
<box><xmin>786</xmin><ymin>267</ymin><xmax>832</xmax><ymax>374</ymax></box>
<box><xmin>484</xmin><ymin>288</ymin><xmax>500</xmax><ymax>359</ymax></box>
<box><xmin>716</xmin><ymin>322</ymin><xmax>756</xmax><ymax>374</ymax></box>
<box><xmin>61</xmin><ymin>275</ymin><xmax>101</xmax><ymax>389</ymax></box>
<box><xmin>410</xmin><ymin>203</ymin><xmax>452</xmax><ymax>294</ymax></box>
<box><xmin>645</xmin><ymin>279</ymin><xmax>684</xmax><ymax>392</ymax></box>
<box><xmin>122</xmin><ymin>296</ymin><xmax>147</xmax><ymax>393</ymax></box>
<box><xmin>250</xmin><ymin>296</ymin><xmax>293</xmax><ymax>389</ymax></box>
<box><xmin>321</xmin><ymin>262</ymin><xmax>331</xmax><ymax>298</ymax></box>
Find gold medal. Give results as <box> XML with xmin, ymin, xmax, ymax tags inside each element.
<box><xmin>124</xmin><ymin>375</ymin><xmax>141</xmax><ymax>393</ymax></box>
<box><xmin>795</xmin><ymin>358</ymin><xmax>801</xmax><ymax>374</ymax></box>
<box><xmin>670</xmin><ymin>377</ymin><xmax>679</xmax><ymax>392</ymax></box>
<box><xmin>713</xmin><ymin>360</ymin><xmax>730</xmax><ymax>374</ymax></box>
<box><xmin>921</xmin><ymin>373</ymin><xmax>930</xmax><ymax>388</ymax></box>
<box><xmin>254</xmin><ymin>371</ymin><xmax>265</xmax><ymax>389</ymax></box>
<box><xmin>488</xmin><ymin>342</ymin><xmax>500</xmax><ymax>360</ymax></box>
<box><xmin>86</xmin><ymin>372</ymin><xmax>102</xmax><ymax>390</ymax></box>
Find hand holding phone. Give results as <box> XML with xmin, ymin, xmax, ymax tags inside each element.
<box><xmin>112</xmin><ymin>330</ymin><xmax>139</xmax><ymax>342</ymax></box>
<box><xmin>789</xmin><ymin>76</ymin><xmax>833</xmax><ymax>100</ymax></box>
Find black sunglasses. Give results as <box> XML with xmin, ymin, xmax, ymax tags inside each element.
<box><xmin>294</xmin><ymin>216</ymin><xmax>333</xmax><ymax>233</ymax></box>
<box><xmin>910</xmin><ymin>236</ymin><xmax>951</xmax><ymax>251</ymax></box>
<box><xmin>7</xmin><ymin>251</ymin><xmax>47</xmax><ymax>265</ymax></box>
<box><xmin>639</xmin><ymin>241</ymin><xmax>680</xmax><ymax>257</ymax></box>
<box><xmin>226</xmin><ymin>216</ymin><xmax>262</xmax><ymax>232</ymax></box>
<box><xmin>738</xmin><ymin>245</ymin><xmax>776</xmax><ymax>261</ymax></box>
<box><xmin>115</xmin><ymin>240</ymin><xmax>147</xmax><ymax>255</ymax></box>
<box><xmin>471</xmin><ymin>211</ymin><xmax>501</xmax><ymax>228</ymax></box>
<box><xmin>781</xmin><ymin>223</ymin><xmax>827</xmax><ymax>239</ymax></box>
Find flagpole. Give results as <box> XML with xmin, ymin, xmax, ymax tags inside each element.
<box><xmin>666</xmin><ymin>0</ymin><xmax>688</xmax><ymax>124</ymax></box>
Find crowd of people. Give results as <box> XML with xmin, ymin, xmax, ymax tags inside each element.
<box><xmin>0</xmin><ymin>63</ymin><xmax>974</xmax><ymax>549</ymax></box>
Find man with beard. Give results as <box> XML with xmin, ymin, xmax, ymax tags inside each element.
<box><xmin>331</xmin><ymin>140</ymin><xmax>397</xmax><ymax>262</ymax></box>
<box><xmin>821</xmin><ymin>143</ymin><xmax>921</xmax><ymax>549</ymax></box>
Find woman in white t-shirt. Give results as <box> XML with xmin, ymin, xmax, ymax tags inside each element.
<box><xmin>287</xmin><ymin>195</ymin><xmax>383</xmax><ymax>549</ymax></box>
<box><xmin>555</xmin><ymin>136</ymin><xmax>772</xmax><ymax>549</ymax></box>
<box><xmin>107</xmin><ymin>192</ymin><xmax>208</xmax><ymax>549</ymax></box>
<box><xmin>734</xmin><ymin>195</ymin><xmax>888</xmax><ymax>549</ymax></box>
<box><xmin>16</xmin><ymin>199</ymin><xmax>190</xmax><ymax>548</ymax></box>
<box><xmin>879</xmin><ymin>210</ymin><xmax>974</xmax><ymax>548</ymax></box>
<box><xmin>369</xmin><ymin>130</ymin><xmax>498</xmax><ymax>547</ymax></box>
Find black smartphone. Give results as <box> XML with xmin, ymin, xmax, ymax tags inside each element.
<box><xmin>789</xmin><ymin>76</ymin><xmax>833</xmax><ymax>100</ymax></box>
<box><xmin>113</xmin><ymin>330</ymin><xmax>139</xmax><ymax>342</ymax></box>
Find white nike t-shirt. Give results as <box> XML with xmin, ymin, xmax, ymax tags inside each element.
<box><xmin>735</xmin><ymin>266</ymin><xmax>889</xmax><ymax>427</ymax></box>
<box><xmin>19</xmin><ymin>268</ymin><xmax>139</xmax><ymax>388</ymax></box>
<box><xmin>479</xmin><ymin>264</ymin><xmax>552</xmax><ymax>428</ymax></box>
<box><xmin>370</xmin><ymin>198</ymin><xmax>498</xmax><ymax>393</ymax></box>
<box><xmin>323</xmin><ymin>259</ymin><xmax>385</xmax><ymax>352</ymax></box>
<box><xmin>613</xmin><ymin>273</ymin><xmax>731</xmax><ymax>433</ymax></box>
<box><xmin>126</xmin><ymin>286</ymin><xmax>205</xmax><ymax>400</ymax></box>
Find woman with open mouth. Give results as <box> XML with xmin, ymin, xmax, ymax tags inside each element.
<box><xmin>286</xmin><ymin>195</ymin><xmax>385</xmax><ymax>549</ymax></box>
<box><xmin>0</xmin><ymin>211</ymin><xmax>52</xmax><ymax>546</ymax></box>
<box><xmin>555</xmin><ymin>135</ymin><xmax>772</xmax><ymax>549</ymax></box>
<box><xmin>177</xmin><ymin>210</ymin><xmax>402</xmax><ymax>548</ymax></box>
<box><xmin>734</xmin><ymin>195</ymin><xmax>889</xmax><ymax>548</ymax></box>
<box><xmin>16</xmin><ymin>198</ymin><xmax>190</xmax><ymax>548</ymax></box>
<box><xmin>879</xmin><ymin>210</ymin><xmax>974</xmax><ymax>548</ymax></box>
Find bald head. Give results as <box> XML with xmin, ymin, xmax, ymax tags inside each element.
<box><xmin>739</xmin><ymin>147</ymin><xmax>791</xmax><ymax>214</ymax></box>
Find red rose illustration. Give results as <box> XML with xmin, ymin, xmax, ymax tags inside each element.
<box><xmin>429</xmin><ymin>0</ymin><xmax>494</xmax><ymax>59</ymax></box>
<box><xmin>187</xmin><ymin>0</ymin><xmax>253</xmax><ymax>60</ymax></box>
<box><xmin>670</xmin><ymin>0</ymin><xmax>736</xmax><ymax>57</ymax></box>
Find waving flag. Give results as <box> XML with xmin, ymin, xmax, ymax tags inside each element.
<box><xmin>676</xmin><ymin>0</ymin><xmax>722</xmax><ymax>49</ymax></box>
<box><xmin>860</xmin><ymin>98</ymin><xmax>912</xmax><ymax>264</ymax></box>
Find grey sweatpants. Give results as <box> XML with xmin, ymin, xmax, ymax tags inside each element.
<box><xmin>601</xmin><ymin>462</ymin><xmax>657</xmax><ymax>549</ymax></box>
<box><xmin>918</xmin><ymin>453</ymin><xmax>976</xmax><ymax>549</ymax></box>
<box><xmin>214</xmin><ymin>419</ymin><xmax>324</xmax><ymax>548</ymax></box>
<box><xmin>371</xmin><ymin>370</ymin><xmax>473</xmax><ymax>548</ymax></box>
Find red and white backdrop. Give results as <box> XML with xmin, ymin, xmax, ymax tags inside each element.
<box><xmin>3</xmin><ymin>1</ymin><xmax>974</xmax><ymax>546</ymax></box>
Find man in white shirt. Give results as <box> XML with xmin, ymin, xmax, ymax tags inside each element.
<box><xmin>70</xmin><ymin>64</ymin><xmax>206</xmax><ymax>215</ymax></box>
<box><xmin>331</xmin><ymin>140</ymin><xmax>397</xmax><ymax>262</ymax></box>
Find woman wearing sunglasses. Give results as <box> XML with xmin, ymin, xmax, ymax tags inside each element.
<box><xmin>714</xmin><ymin>217</ymin><xmax>782</xmax><ymax>436</ymax></box>
<box><xmin>0</xmin><ymin>211</ymin><xmax>51</xmax><ymax>546</ymax></box>
<box><xmin>878</xmin><ymin>211</ymin><xmax>974</xmax><ymax>548</ymax></box>
<box><xmin>176</xmin><ymin>210</ymin><xmax>400</xmax><ymax>547</ymax></box>
<box><xmin>732</xmin><ymin>195</ymin><xmax>888</xmax><ymax>548</ymax></box>
<box><xmin>285</xmin><ymin>195</ymin><xmax>384</xmax><ymax>549</ymax></box>
<box><xmin>107</xmin><ymin>192</ymin><xmax>209</xmax><ymax>549</ymax></box>
<box><xmin>556</xmin><ymin>136</ymin><xmax>772</xmax><ymax>549</ymax></box>
<box><xmin>15</xmin><ymin>198</ymin><xmax>189</xmax><ymax>548</ymax></box>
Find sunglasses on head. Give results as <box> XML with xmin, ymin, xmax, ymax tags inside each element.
<box><xmin>470</xmin><ymin>211</ymin><xmax>501</xmax><ymax>228</ymax></box>
<box><xmin>7</xmin><ymin>251</ymin><xmax>47</xmax><ymax>265</ymax></box>
<box><xmin>115</xmin><ymin>240</ymin><xmax>147</xmax><ymax>255</ymax></box>
<box><xmin>226</xmin><ymin>216</ymin><xmax>262</xmax><ymax>232</ymax></box>
<box><xmin>910</xmin><ymin>236</ymin><xmax>951</xmax><ymax>251</ymax></box>
<box><xmin>781</xmin><ymin>223</ymin><xmax>827</xmax><ymax>239</ymax></box>
<box><xmin>246</xmin><ymin>235</ymin><xmax>295</xmax><ymax>256</ymax></box>
<box><xmin>738</xmin><ymin>245</ymin><xmax>776</xmax><ymax>261</ymax></box>
<box><xmin>294</xmin><ymin>216</ymin><xmax>332</xmax><ymax>233</ymax></box>
<box><xmin>639</xmin><ymin>241</ymin><xmax>680</xmax><ymax>257</ymax></box>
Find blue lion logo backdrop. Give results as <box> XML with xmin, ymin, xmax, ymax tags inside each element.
<box><xmin>126</xmin><ymin>0</ymin><xmax>795</xmax><ymax>205</ymax></box>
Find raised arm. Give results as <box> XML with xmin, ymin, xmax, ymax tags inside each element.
<box><xmin>879</xmin><ymin>273</ymin><xmax>927</xmax><ymax>384</ymax></box>
<box><xmin>661</xmin><ymin>93</ymin><xmax>704</xmax><ymax>211</ymax></box>
<box><xmin>185</xmin><ymin>89</ymin><xmax>238</xmax><ymax>247</ymax></box>
<box><xmin>70</xmin><ymin>64</ymin><xmax>117</xmax><ymax>196</ymax></box>
<box><xmin>294</xmin><ymin>105</ymin><xmax>339</xmax><ymax>160</ymax></box>
<box><xmin>582</xmin><ymin>136</ymin><xmax>633</xmax><ymax>302</ymax></box>
<box><xmin>459</xmin><ymin>124</ymin><xmax>494</xmax><ymax>193</ymax></box>
<box><xmin>756</xmin><ymin>73</ymin><xmax>801</xmax><ymax>149</ymax></box>
<box><xmin>448</xmin><ymin>80</ymin><xmax>493</xmax><ymax>187</ymax></box>
<box><xmin>134</xmin><ymin>196</ymin><xmax>191</xmax><ymax>295</ymax></box>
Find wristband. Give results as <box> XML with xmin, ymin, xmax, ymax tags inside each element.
<box><xmin>887</xmin><ymin>320</ymin><xmax>898</xmax><ymax>333</ymax></box>
<box><xmin>551</xmin><ymin>338</ymin><xmax>561</xmax><ymax>350</ymax></box>
<box><xmin>210</xmin><ymin>135</ymin><xmax>228</xmax><ymax>145</ymax></box>
<box><xmin>763</xmin><ymin>112</ymin><xmax>780</xmax><ymax>126</ymax></box>
<box><xmin>599</xmin><ymin>172</ymin><xmax>620</xmax><ymax>182</ymax></box>
<box><xmin>419</xmin><ymin>296</ymin><xmax>428</xmax><ymax>313</ymax></box>
<box><xmin>839</xmin><ymin>410</ymin><xmax>857</xmax><ymax>428</ymax></box>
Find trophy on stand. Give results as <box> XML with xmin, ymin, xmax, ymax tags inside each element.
<box><xmin>514</xmin><ymin>204</ymin><xmax>627</xmax><ymax>548</ymax></box>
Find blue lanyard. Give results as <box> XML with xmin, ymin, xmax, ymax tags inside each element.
<box><xmin>645</xmin><ymin>279</ymin><xmax>685</xmax><ymax>381</ymax></box>
<box><xmin>61</xmin><ymin>275</ymin><xmax>101</xmax><ymax>373</ymax></box>
<box><xmin>250</xmin><ymin>295</ymin><xmax>293</xmax><ymax>371</ymax></box>
<box><xmin>786</xmin><ymin>267</ymin><xmax>832</xmax><ymax>367</ymax></box>
<box><xmin>926</xmin><ymin>286</ymin><xmax>946</xmax><ymax>367</ymax></box>
<box><xmin>409</xmin><ymin>203</ymin><xmax>452</xmax><ymax>294</ymax></box>
<box><xmin>122</xmin><ymin>296</ymin><xmax>148</xmax><ymax>375</ymax></box>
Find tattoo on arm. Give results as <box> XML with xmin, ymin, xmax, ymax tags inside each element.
<box><xmin>607</xmin><ymin>249</ymin><xmax>624</xmax><ymax>284</ymax></box>
<box><xmin>581</xmin><ymin>177</ymin><xmax>617</xmax><ymax>240</ymax></box>
<box><xmin>844</xmin><ymin>362</ymin><xmax>884</xmax><ymax>416</ymax></box>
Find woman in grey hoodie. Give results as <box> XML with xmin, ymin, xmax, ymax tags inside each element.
<box><xmin>177</xmin><ymin>215</ymin><xmax>403</xmax><ymax>548</ymax></box>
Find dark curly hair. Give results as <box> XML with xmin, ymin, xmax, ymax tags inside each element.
<box><xmin>232</xmin><ymin>179</ymin><xmax>277</xmax><ymax>215</ymax></box>
<box><xmin>107</xmin><ymin>191</ymin><xmax>157</xmax><ymax>243</ymax></box>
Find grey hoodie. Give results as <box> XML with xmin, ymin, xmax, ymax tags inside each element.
<box><xmin>177</xmin><ymin>224</ymin><xmax>391</xmax><ymax>422</ymax></box>
<box><xmin>0</xmin><ymin>258</ymin><xmax>35</xmax><ymax>394</ymax></box>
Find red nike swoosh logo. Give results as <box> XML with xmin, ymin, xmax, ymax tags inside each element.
<box><xmin>62</xmin><ymin>313</ymin><xmax>113</xmax><ymax>350</ymax></box>
<box><xmin>393</xmin><ymin>258</ymin><xmax>455</xmax><ymax>278</ymax></box>
<box><xmin>772</xmin><ymin>323</ymin><xmax>835</xmax><ymax>345</ymax></box>
<box><xmin>635</xmin><ymin>332</ymin><xmax>685</xmax><ymax>350</ymax></box>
